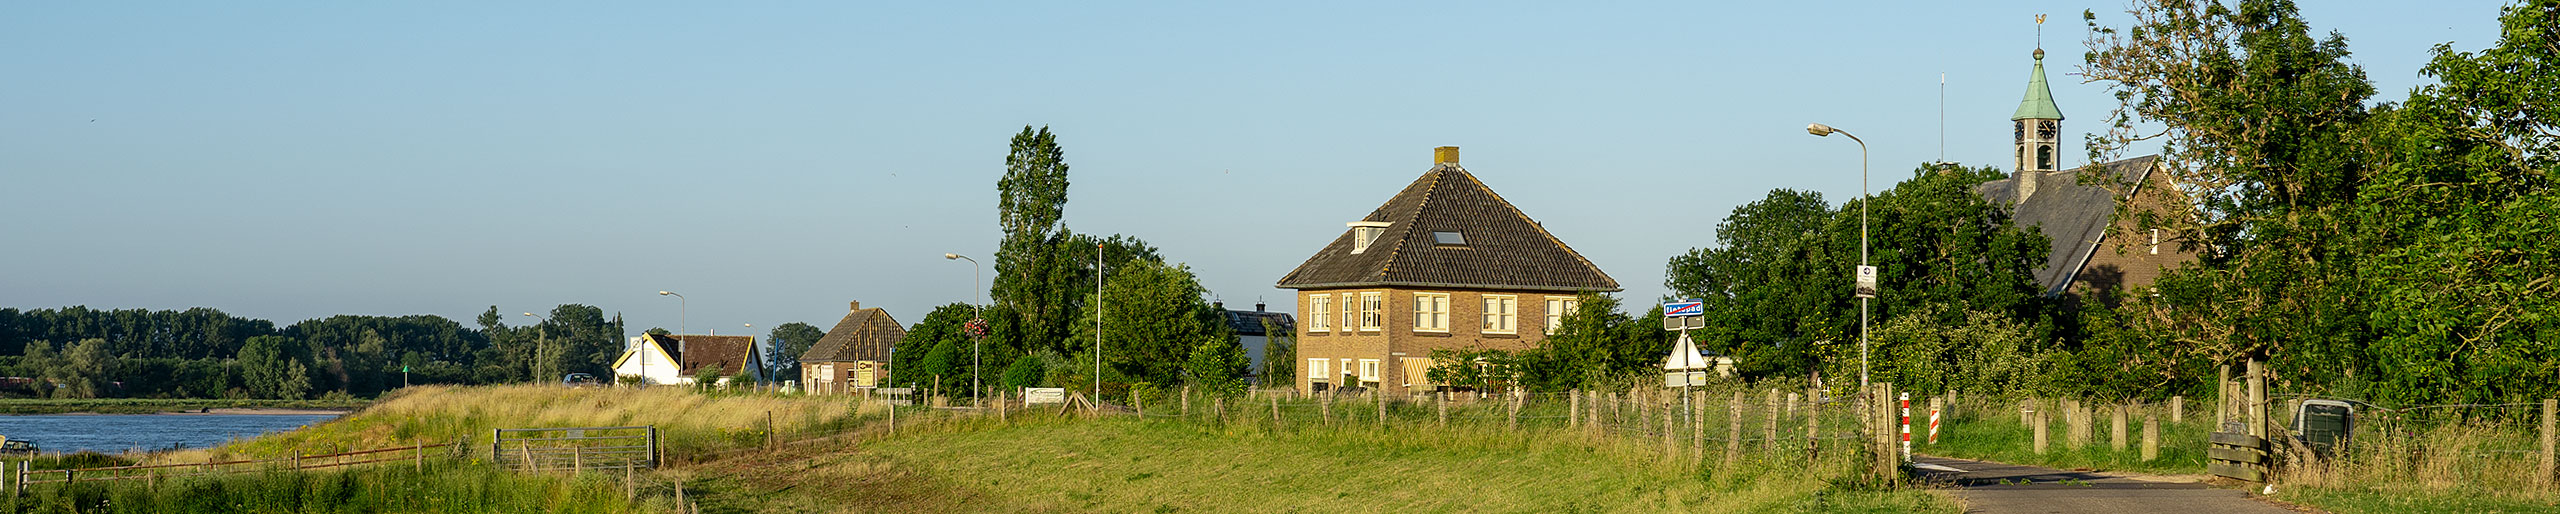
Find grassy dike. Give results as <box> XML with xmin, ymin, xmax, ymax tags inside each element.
<box><xmin>676</xmin><ymin>406</ymin><xmax>1956</xmax><ymax>512</ymax></box>
<box><xmin>13</xmin><ymin>386</ymin><xmax>1960</xmax><ymax>512</ymax></box>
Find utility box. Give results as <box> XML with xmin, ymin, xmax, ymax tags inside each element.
<box><xmin>2292</xmin><ymin>399</ymin><xmax>2355</xmax><ymax>460</ymax></box>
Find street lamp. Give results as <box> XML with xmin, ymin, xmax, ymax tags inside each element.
<box><xmin>1807</xmin><ymin>122</ymin><xmax>1872</xmax><ymax>389</ymax></box>
<box><xmin>658</xmin><ymin>290</ymin><xmax>686</xmax><ymax>388</ymax></box>
<box><xmin>943</xmin><ymin>253</ymin><xmax>983</xmax><ymax>404</ymax></box>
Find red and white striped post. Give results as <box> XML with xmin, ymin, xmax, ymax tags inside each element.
<box><xmin>1927</xmin><ymin>403</ymin><xmax>1943</xmax><ymax>445</ymax></box>
<box><xmin>1898</xmin><ymin>392</ymin><xmax>1911</xmax><ymax>464</ymax></box>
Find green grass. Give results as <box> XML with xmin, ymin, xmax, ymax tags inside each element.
<box><xmin>0</xmin><ymin>398</ymin><xmax>368</xmax><ymax>414</ymax></box>
<box><xmin>1</xmin><ymin>461</ymin><xmax>667</xmax><ymax>513</ymax></box>
<box><xmin>1915</xmin><ymin>398</ymin><xmax>2210</xmax><ymax>474</ymax></box>
<box><xmin>680</xmin><ymin>409</ymin><xmax>1955</xmax><ymax>513</ymax></box>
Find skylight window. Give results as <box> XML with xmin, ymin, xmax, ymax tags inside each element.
<box><xmin>1432</xmin><ymin>231</ymin><xmax>1466</xmax><ymax>246</ymax></box>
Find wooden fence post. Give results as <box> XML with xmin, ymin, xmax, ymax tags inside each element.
<box><xmin>2143</xmin><ymin>411</ymin><xmax>2160</xmax><ymax>462</ymax></box>
<box><xmin>1436</xmin><ymin>392</ymin><xmax>1448</xmax><ymax>427</ymax></box>
<box><xmin>1662</xmin><ymin>395</ymin><xmax>1677</xmax><ymax>461</ymax></box>
<box><xmin>1805</xmin><ymin>384</ymin><xmax>1820</xmax><ymax>460</ymax></box>
<box><xmin>1376</xmin><ymin>391</ymin><xmax>1388</xmax><ymax>429</ymax></box>
<box><xmin>1182</xmin><ymin>386</ymin><xmax>1191</xmax><ymax>418</ymax></box>
<box><xmin>2248</xmin><ymin>359</ymin><xmax>2268</xmax><ymax>438</ymax></box>
<box><xmin>2032</xmin><ymin>401</ymin><xmax>2049</xmax><ymax>455</ymax></box>
<box><xmin>1692</xmin><ymin>390</ymin><xmax>1705</xmax><ymax>464</ymax></box>
<box><xmin>1726</xmin><ymin>390</ymin><xmax>1744</xmax><ymax>467</ymax></box>
<box><xmin>2171</xmin><ymin>395</ymin><xmax>2184</xmax><ymax>423</ymax></box>
<box><xmin>766</xmin><ymin>411</ymin><xmax>777</xmax><ymax>452</ymax></box>
<box><xmin>1569</xmin><ymin>390</ymin><xmax>1580</xmax><ymax>430</ymax></box>
<box><xmin>2112</xmin><ymin>403</ymin><xmax>2130</xmax><ymax>452</ymax></box>
<box><xmin>1272</xmin><ymin>396</ymin><xmax>1282</xmax><ymax>427</ymax></box>
<box><xmin>1764</xmin><ymin>389</ymin><xmax>1781</xmax><ymax>453</ymax></box>
<box><xmin>415</xmin><ymin>437</ymin><xmax>425</xmax><ymax>473</ymax></box>
<box><xmin>1507</xmin><ymin>390</ymin><xmax>1522</xmax><ymax>431</ymax></box>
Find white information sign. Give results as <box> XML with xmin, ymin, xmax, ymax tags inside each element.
<box><xmin>1023</xmin><ymin>387</ymin><xmax>1067</xmax><ymax>405</ymax></box>
<box><xmin>1855</xmin><ymin>265</ymin><xmax>1879</xmax><ymax>298</ymax></box>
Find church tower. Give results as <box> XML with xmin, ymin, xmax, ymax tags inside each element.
<box><xmin>2013</xmin><ymin>48</ymin><xmax>2064</xmax><ymax>173</ymax></box>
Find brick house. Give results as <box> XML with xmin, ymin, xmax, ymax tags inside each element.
<box><xmin>1275</xmin><ymin>146</ymin><xmax>1619</xmax><ymax>396</ymax></box>
<box><xmin>799</xmin><ymin>300</ymin><xmax>904</xmax><ymax>393</ymax></box>
<box><xmin>1975</xmin><ymin>48</ymin><xmax>2201</xmax><ymax>303</ymax></box>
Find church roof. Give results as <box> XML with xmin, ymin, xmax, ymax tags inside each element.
<box><xmin>2013</xmin><ymin>49</ymin><xmax>2065</xmax><ymax>121</ymax></box>
<box><xmin>1973</xmin><ymin>155</ymin><xmax>2160</xmax><ymax>295</ymax></box>
<box><xmin>1275</xmin><ymin>150</ymin><xmax>1618</xmax><ymax>292</ymax></box>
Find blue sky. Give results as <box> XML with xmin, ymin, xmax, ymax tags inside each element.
<box><xmin>0</xmin><ymin>2</ymin><xmax>2506</xmax><ymax>338</ymax></box>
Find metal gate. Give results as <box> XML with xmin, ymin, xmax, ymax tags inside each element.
<box><xmin>492</xmin><ymin>425</ymin><xmax>657</xmax><ymax>472</ymax></box>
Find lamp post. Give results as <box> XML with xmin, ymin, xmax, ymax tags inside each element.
<box><xmin>1806</xmin><ymin>122</ymin><xmax>1871</xmax><ymax>389</ymax></box>
<box><xmin>658</xmin><ymin>290</ymin><xmax>686</xmax><ymax>388</ymax></box>
<box><xmin>943</xmin><ymin>253</ymin><xmax>982</xmax><ymax>405</ymax></box>
<box><xmin>1094</xmin><ymin>242</ymin><xmax>1103</xmax><ymax>398</ymax></box>
<box><xmin>743</xmin><ymin>323</ymin><xmax>759</xmax><ymax>385</ymax></box>
<box><xmin>522</xmin><ymin>312</ymin><xmax>554</xmax><ymax>384</ymax></box>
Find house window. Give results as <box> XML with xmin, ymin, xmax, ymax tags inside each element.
<box><xmin>1359</xmin><ymin>292</ymin><xmax>1383</xmax><ymax>331</ymax></box>
<box><xmin>1483</xmin><ymin>295</ymin><xmax>1517</xmax><ymax>334</ymax></box>
<box><xmin>1545</xmin><ymin>296</ymin><xmax>1580</xmax><ymax>332</ymax></box>
<box><xmin>1308</xmin><ymin>359</ymin><xmax>1329</xmax><ymax>382</ymax></box>
<box><xmin>1348</xmin><ymin>221</ymin><xmax>1392</xmax><ymax>254</ymax></box>
<box><xmin>1413</xmin><ymin>293</ymin><xmax>1449</xmax><ymax>332</ymax></box>
<box><xmin>2149</xmin><ymin>229</ymin><xmax>2160</xmax><ymax>255</ymax></box>
<box><xmin>1338</xmin><ymin>295</ymin><xmax>1353</xmax><ymax>332</ymax></box>
<box><xmin>1432</xmin><ymin>231</ymin><xmax>1466</xmax><ymax>246</ymax></box>
<box><xmin>1358</xmin><ymin>359</ymin><xmax>1380</xmax><ymax>383</ymax></box>
<box><xmin>1400</xmin><ymin>357</ymin><xmax>1432</xmax><ymax>387</ymax></box>
<box><xmin>1307</xmin><ymin>294</ymin><xmax>1331</xmax><ymax>331</ymax></box>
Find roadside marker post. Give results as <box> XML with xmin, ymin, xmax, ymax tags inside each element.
<box><xmin>1927</xmin><ymin>405</ymin><xmax>1942</xmax><ymax>445</ymax></box>
<box><xmin>1899</xmin><ymin>392</ymin><xmax>1911</xmax><ymax>464</ymax></box>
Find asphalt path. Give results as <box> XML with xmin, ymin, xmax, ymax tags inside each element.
<box><xmin>1914</xmin><ymin>455</ymin><xmax>2302</xmax><ymax>514</ymax></box>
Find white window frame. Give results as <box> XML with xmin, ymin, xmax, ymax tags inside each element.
<box><xmin>1307</xmin><ymin>294</ymin><xmax>1331</xmax><ymax>332</ymax></box>
<box><xmin>1412</xmin><ymin>293</ymin><xmax>1449</xmax><ymax>332</ymax></box>
<box><xmin>1545</xmin><ymin>296</ymin><xmax>1579</xmax><ymax>332</ymax></box>
<box><xmin>1482</xmin><ymin>295</ymin><xmax>1517</xmax><ymax>334</ymax></box>
<box><xmin>1359</xmin><ymin>292</ymin><xmax>1383</xmax><ymax>331</ymax></box>
<box><xmin>1357</xmin><ymin>359</ymin><xmax>1380</xmax><ymax>382</ymax></box>
<box><xmin>1308</xmin><ymin>358</ymin><xmax>1329</xmax><ymax>383</ymax></box>
<box><xmin>1339</xmin><ymin>295</ymin><xmax>1354</xmax><ymax>333</ymax></box>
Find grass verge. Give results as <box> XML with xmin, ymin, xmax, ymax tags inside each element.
<box><xmin>1</xmin><ymin>461</ymin><xmax>666</xmax><ymax>513</ymax></box>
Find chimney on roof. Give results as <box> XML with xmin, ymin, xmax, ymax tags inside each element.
<box><xmin>1256</xmin><ymin>301</ymin><xmax>1266</xmax><ymax>312</ymax></box>
<box><xmin>849</xmin><ymin>300</ymin><xmax>861</xmax><ymax>312</ymax></box>
<box><xmin>1434</xmin><ymin>146</ymin><xmax>1459</xmax><ymax>165</ymax></box>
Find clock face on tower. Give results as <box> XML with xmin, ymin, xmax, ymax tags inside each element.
<box><xmin>2014</xmin><ymin>121</ymin><xmax>2025</xmax><ymax>143</ymax></box>
<box><xmin>2038</xmin><ymin>120</ymin><xmax>2057</xmax><ymax>139</ymax></box>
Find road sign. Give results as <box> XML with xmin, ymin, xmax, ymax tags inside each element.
<box><xmin>1855</xmin><ymin>265</ymin><xmax>1878</xmax><ymax>298</ymax></box>
<box><xmin>1662</xmin><ymin>300</ymin><xmax>1704</xmax><ymax>317</ymax></box>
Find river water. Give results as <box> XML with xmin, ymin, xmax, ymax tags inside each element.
<box><xmin>0</xmin><ymin>414</ymin><xmax>338</xmax><ymax>454</ymax></box>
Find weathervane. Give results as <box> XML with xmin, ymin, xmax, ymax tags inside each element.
<box><xmin>2035</xmin><ymin>14</ymin><xmax>2047</xmax><ymax>50</ymax></box>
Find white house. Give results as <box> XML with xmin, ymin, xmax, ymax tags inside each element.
<box><xmin>612</xmin><ymin>333</ymin><xmax>763</xmax><ymax>386</ymax></box>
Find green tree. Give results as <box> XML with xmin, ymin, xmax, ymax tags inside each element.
<box><xmin>994</xmin><ymin>125</ymin><xmax>1075</xmax><ymax>355</ymax></box>
<box><xmin>765</xmin><ymin>321</ymin><xmax>826</xmax><ymax>375</ymax></box>
<box><xmin>56</xmin><ymin>338</ymin><xmax>113</xmax><ymax>398</ymax></box>
<box><xmin>2083</xmin><ymin>0</ymin><xmax>2377</xmax><ymax>376</ymax></box>
<box><xmin>1071</xmin><ymin>259</ymin><xmax>1232</xmax><ymax>388</ymax></box>
<box><xmin>1260</xmin><ymin>319</ymin><xmax>1295</xmax><ymax>386</ymax></box>
<box><xmin>999</xmin><ymin>351</ymin><xmax>1048</xmax><ymax>389</ymax></box>
<box><xmin>915</xmin><ymin>338</ymin><xmax>963</xmax><ymax>394</ymax></box>
<box><xmin>1182</xmin><ymin>337</ymin><xmax>1248</xmax><ymax>397</ymax></box>
<box><xmin>239</xmin><ymin>335</ymin><xmax>314</xmax><ymax>400</ymax></box>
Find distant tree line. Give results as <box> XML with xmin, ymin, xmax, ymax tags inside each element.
<box><xmin>0</xmin><ymin>305</ymin><xmax>627</xmax><ymax>400</ymax></box>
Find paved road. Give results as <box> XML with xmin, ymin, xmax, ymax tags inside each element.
<box><xmin>1913</xmin><ymin>455</ymin><xmax>2299</xmax><ymax>514</ymax></box>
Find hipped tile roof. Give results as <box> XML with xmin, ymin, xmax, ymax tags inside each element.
<box><xmin>1276</xmin><ymin>163</ymin><xmax>1618</xmax><ymax>292</ymax></box>
<box><xmin>1973</xmin><ymin>154</ymin><xmax>2161</xmax><ymax>295</ymax></box>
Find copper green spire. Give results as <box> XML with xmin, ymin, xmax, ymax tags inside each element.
<box><xmin>2012</xmin><ymin>48</ymin><xmax>2064</xmax><ymax>121</ymax></box>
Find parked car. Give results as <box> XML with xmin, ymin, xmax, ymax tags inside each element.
<box><xmin>562</xmin><ymin>373</ymin><xmax>600</xmax><ymax>388</ymax></box>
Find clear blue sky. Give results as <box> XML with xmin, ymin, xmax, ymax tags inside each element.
<box><xmin>0</xmin><ymin>2</ymin><xmax>2505</xmax><ymax>338</ymax></box>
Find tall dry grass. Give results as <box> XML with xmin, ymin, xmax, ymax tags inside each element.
<box><xmin>2276</xmin><ymin>420</ymin><xmax>2555</xmax><ymax>510</ymax></box>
